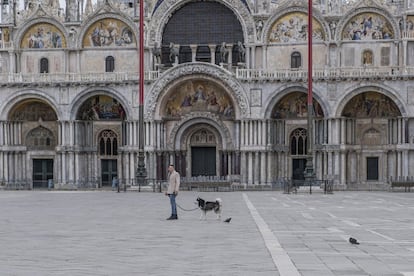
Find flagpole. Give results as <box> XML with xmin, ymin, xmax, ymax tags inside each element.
<box><xmin>136</xmin><ymin>0</ymin><xmax>147</xmax><ymax>188</ymax></box>
<box><xmin>305</xmin><ymin>0</ymin><xmax>315</xmax><ymax>188</ymax></box>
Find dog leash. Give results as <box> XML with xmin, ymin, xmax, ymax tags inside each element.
<box><xmin>176</xmin><ymin>203</ymin><xmax>199</xmax><ymax>212</ymax></box>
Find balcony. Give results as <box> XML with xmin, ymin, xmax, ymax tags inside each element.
<box><xmin>0</xmin><ymin>71</ymin><xmax>159</xmax><ymax>86</ymax></box>
<box><xmin>236</xmin><ymin>66</ymin><xmax>414</xmax><ymax>82</ymax></box>
<box><xmin>2</xmin><ymin>66</ymin><xmax>414</xmax><ymax>86</ymax></box>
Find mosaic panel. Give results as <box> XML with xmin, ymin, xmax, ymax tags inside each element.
<box><xmin>163</xmin><ymin>80</ymin><xmax>234</xmax><ymax>119</ymax></box>
<box><xmin>342</xmin><ymin>92</ymin><xmax>401</xmax><ymax>117</ymax></box>
<box><xmin>342</xmin><ymin>13</ymin><xmax>394</xmax><ymax>40</ymax></box>
<box><xmin>9</xmin><ymin>101</ymin><xmax>57</xmax><ymax>121</ymax></box>
<box><xmin>83</xmin><ymin>18</ymin><xmax>136</xmax><ymax>47</ymax></box>
<box><xmin>20</xmin><ymin>23</ymin><xmax>66</xmax><ymax>48</ymax></box>
<box><xmin>268</xmin><ymin>12</ymin><xmax>325</xmax><ymax>43</ymax></box>
<box><xmin>272</xmin><ymin>92</ymin><xmax>324</xmax><ymax>119</ymax></box>
<box><xmin>77</xmin><ymin>95</ymin><xmax>126</xmax><ymax>120</ymax></box>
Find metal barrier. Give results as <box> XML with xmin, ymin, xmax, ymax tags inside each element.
<box><xmin>283</xmin><ymin>179</ymin><xmax>333</xmax><ymax>194</ymax></box>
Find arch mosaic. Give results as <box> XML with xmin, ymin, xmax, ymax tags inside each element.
<box><xmin>0</xmin><ymin>91</ymin><xmax>61</xmax><ymax>121</ymax></box>
<box><xmin>342</xmin><ymin>12</ymin><xmax>394</xmax><ymax>40</ymax></box>
<box><xmin>264</xmin><ymin>84</ymin><xmax>328</xmax><ymax>119</ymax></box>
<box><xmin>341</xmin><ymin>92</ymin><xmax>401</xmax><ymax>118</ymax></box>
<box><xmin>161</xmin><ymin>79</ymin><xmax>235</xmax><ymax>119</ymax></box>
<box><xmin>78</xmin><ymin>13</ymin><xmax>137</xmax><ymax>48</ymax></box>
<box><xmin>19</xmin><ymin>22</ymin><xmax>66</xmax><ymax>49</ymax></box>
<box><xmin>8</xmin><ymin>99</ymin><xmax>58</xmax><ymax>121</ymax></box>
<box><xmin>169</xmin><ymin>112</ymin><xmax>234</xmax><ymax>151</ymax></box>
<box><xmin>336</xmin><ymin>7</ymin><xmax>399</xmax><ymax>41</ymax></box>
<box><xmin>70</xmin><ymin>88</ymin><xmax>132</xmax><ymax>121</ymax></box>
<box><xmin>76</xmin><ymin>95</ymin><xmax>126</xmax><ymax>121</ymax></box>
<box><xmin>271</xmin><ymin>92</ymin><xmax>324</xmax><ymax>119</ymax></box>
<box><xmin>82</xmin><ymin>18</ymin><xmax>136</xmax><ymax>47</ymax></box>
<box><xmin>147</xmin><ymin>63</ymin><xmax>249</xmax><ymax>120</ymax></box>
<box><xmin>147</xmin><ymin>0</ymin><xmax>255</xmax><ymax>45</ymax></box>
<box><xmin>336</xmin><ymin>84</ymin><xmax>405</xmax><ymax>118</ymax></box>
<box><xmin>267</xmin><ymin>12</ymin><xmax>325</xmax><ymax>43</ymax></box>
<box><xmin>263</xmin><ymin>6</ymin><xmax>329</xmax><ymax>43</ymax></box>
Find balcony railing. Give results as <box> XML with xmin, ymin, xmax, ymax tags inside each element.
<box><xmin>0</xmin><ymin>71</ymin><xmax>159</xmax><ymax>84</ymax></box>
<box><xmin>236</xmin><ymin>66</ymin><xmax>414</xmax><ymax>81</ymax></box>
<box><xmin>2</xmin><ymin>66</ymin><xmax>414</xmax><ymax>85</ymax></box>
<box><xmin>402</xmin><ymin>31</ymin><xmax>414</xmax><ymax>39</ymax></box>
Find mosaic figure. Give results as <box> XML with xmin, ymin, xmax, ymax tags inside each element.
<box><xmin>268</xmin><ymin>12</ymin><xmax>325</xmax><ymax>43</ymax></box>
<box><xmin>164</xmin><ymin>80</ymin><xmax>234</xmax><ymax>119</ymax></box>
<box><xmin>77</xmin><ymin>96</ymin><xmax>126</xmax><ymax>120</ymax></box>
<box><xmin>342</xmin><ymin>92</ymin><xmax>401</xmax><ymax>118</ymax></box>
<box><xmin>21</xmin><ymin>23</ymin><xmax>65</xmax><ymax>48</ymax></box>
<box><xmin>83</xmin><ymin>19</ymin><xmax>135</xmax><ymax>47</ymax></box>
<box><xmin>342</xmin><ymin>13</ymin><xmax>394</xmax><ymax>40</ymax></box>
<box><xmin>272</xmin><ymin>92</ymin><xmax>324</xmax><ymax>119</ymax></box>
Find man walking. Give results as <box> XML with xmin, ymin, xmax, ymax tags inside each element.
<box><xmin>165</xmin><ymin>164</ymin><xmax>180</xmax><ymax>220</ymax></box>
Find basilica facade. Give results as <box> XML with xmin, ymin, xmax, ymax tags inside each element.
<box><xmin>1</xmin><ymin>0</ymin><xmax>414</xmax><ymax>189</ymax></box>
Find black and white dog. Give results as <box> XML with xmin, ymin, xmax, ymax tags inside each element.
<box><xmin>196</xmin><ymin>197</ymin><xmax>222</xmax><ymax>220</ymax></box>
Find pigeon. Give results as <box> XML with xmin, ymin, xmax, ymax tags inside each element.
<box><xmin>349</xmin><ymin>237</ymin><xmax>360</xmax><ymax>245</ymax></box>
<box><xmin>223</xmin><ymin>217</ymin><xmax>232</xmax><ymax>223</ymax></box>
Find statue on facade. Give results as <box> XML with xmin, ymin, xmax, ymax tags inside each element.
<box><xmin>237</xmin><ymin>41</ymin><xmax>246</xmax><ymax>63</ymax></box>
<box><xmin>169</xmin><ymin>42</ymin><xmax>179</xmax><ymax>64</ymax></box>
<box><xmin>256</xmin><ymin>20</ymin><xmax>263</xmax><ymax>41</ymax></box>
<box><xmin>220</xmin><ymin>42</ymin><xmax>230</xmax><ymax>64</ymax></box>
<box><xmin>152</xmin><ymin>42</ymin><xmax>162</xmax><ymax>66</ymax></box>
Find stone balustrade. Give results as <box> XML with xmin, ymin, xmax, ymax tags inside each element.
<box><xmin>2</xmin><ymin>66</ymin><xmax>414</xmax><ymax>85</ymax></box>
<box><xmin>236</xmin><ymin>66</ymin><xmax>414</xmax><ymax>81</ymax></box>
<box><xmin>0</xmin><ymin>71</ymin><xmax>160</xmax><ymax>85</ymax></box>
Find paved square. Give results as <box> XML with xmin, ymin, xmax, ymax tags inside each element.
<box><xmin>0</xmin><ymin>191</ymin><xmax>413</xmax><ymax>275</ymax></box>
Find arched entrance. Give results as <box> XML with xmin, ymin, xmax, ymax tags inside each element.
<box><xmin>177</xmin><ymin>122</ymin><xmax>223</xmax><ymax>178</ymax></box>
<box><xmin>8</xmin><ymin>99</ymin><xmax>58</xmax><ymax>189</ymax></box>
<box><xmin>75</xmin><ymin>94</ymin><xmax>126</xmax><ymax>188</ymax></box>
<box><xmin>189</xmin><ymin>128</ymin><xmax>217</xmax><ymax>176</ymax></box>
<box><xmin>270</xmin><ymin>91</ymin><xmax>324</xmax><ymax>181</ymax></box>
<box><xmin>340</xmin><ymin>91</ymin><xmax>402</xmax><ymax>187</ymax></box>
<box><xmin>98</xmin><ymin>129</ymin><xmax>119</xmax><ymax>186</ymax></box>
<box><xmin>290</xmin><ymin>128</ymin><xmax>308</xmax><ymax>182</ymax></box>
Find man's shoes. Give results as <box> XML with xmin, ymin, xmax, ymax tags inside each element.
<box><xmin>166</xmin><ymin>215</ymin><xmax>178</xmax><ymax>220</ymax></box>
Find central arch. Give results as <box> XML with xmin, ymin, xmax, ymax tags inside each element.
<box><xmin>168</xmin><ymin>113</ymin><xmax>235</xmax><ymax>178</ymax></box>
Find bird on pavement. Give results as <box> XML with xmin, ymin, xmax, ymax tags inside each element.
<box><xmin>224</xmin><ymin>217</ymin><xmax>232</xmax><ymax>223</ymax></box>
<box><xmin>349</xmin><ymin>237</ymin><xmax>360</xmax><ymax>245</ymax></box>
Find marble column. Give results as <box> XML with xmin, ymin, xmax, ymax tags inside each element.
<box><xmin>260</xmin><ymin>152</ymin><xmax>266</xmax><ymax>184</ymax></box>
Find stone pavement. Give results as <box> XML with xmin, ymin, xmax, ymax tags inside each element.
<box><xmin>0</xmin><ymin>190</ymin><xmax>413</xmax><ymax>276</ymax></box>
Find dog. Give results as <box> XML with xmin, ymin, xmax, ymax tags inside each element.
<box><xmin>196</xmin><ymin>197</ymin><xmax>222</xmax><ymax>220</ymax></box>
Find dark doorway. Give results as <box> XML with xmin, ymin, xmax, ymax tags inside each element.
<box><xmin>191</xmin><ymin>147</ymin><xmax>216</xmax><ymax>176</ymax></box>
<box><xmin>292</xmin><ymin>158</ymin><xmax>306</xmax><ymax>180</ymax></box>
<box><xmin>101</xmin><ymin>159</ymin><xmax>117</xmax><ymax>186</ymax></box>
<box><xmin>366</xmin><ymin>157</ymin><xmax>379</xmax><ymax>180</ymax></box>
<box><xmin>33</xmin><ymin>159</ymin><xmax>53</xmax><ymax>188</ymax></box>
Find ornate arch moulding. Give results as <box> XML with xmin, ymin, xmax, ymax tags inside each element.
<box><xmin>0</xmin><ymin>90</ymin><xmax>61</xmax><ymax>121</ymax></box>
<box><xmin>168</xmin><ymin>112</ymin><xmax>235</xmax><ymax>151</ymax></box>
<box><xmin>264</xmin><ymin>84</ymin><xmax>330</xmax><ymax>119</ymax></box>
<box><xmin>148</xmin><ymin>0</ymin><xmax>256</xmax><ymax>45</ymax></box>
<box><xmin>146</xmin><ymin>63</ymin><xmax>250</xmax><ymax>120</ymax></box>
<box><xmin>180</xmin><ymin>123</ymin><xmax>222</xmax><ymax>150</ymax></box>
<box><xmin>69</xmin><ymin>87</ymin><xmax>133</xmax><ymax>121</ymax></box>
